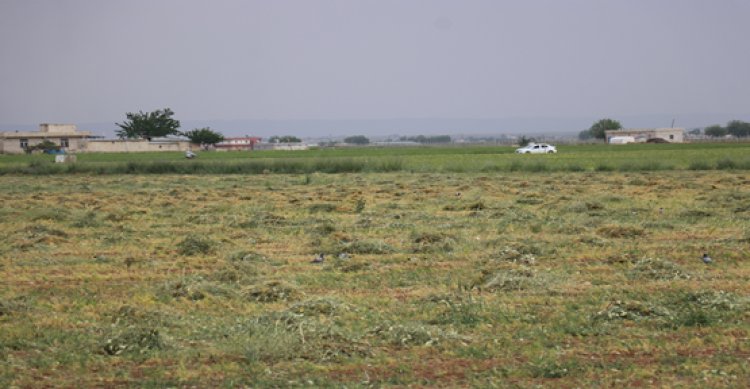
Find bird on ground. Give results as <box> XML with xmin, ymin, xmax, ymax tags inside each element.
<box><xmin>312</xmin><ymin>254</ymin><xmax>324</xmax><ymax>263</ymax></box>
<box><xmin>702</xmin><ymin>253</ymin><xmax>712</xmax><ymax>264</ymax></box>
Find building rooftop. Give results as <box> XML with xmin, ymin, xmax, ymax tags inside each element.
<box><xmin>1</xmin><ymin>124</ymin><xmax>92</xmax><ymax>139</ymax></box>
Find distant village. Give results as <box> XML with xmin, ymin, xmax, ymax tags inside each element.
<box><xmin>2</xmin><ymin>120</ymin><xmax>745</xmax><ymax>155</ymax></box>
<box><xmin>0</xmin><ymin>123</ymin><xmax>293</xmax><ymax>155</ymax></box>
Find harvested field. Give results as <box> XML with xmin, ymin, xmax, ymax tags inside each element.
<box><xmin>1</xmin><ymin>169</ymin><xmax>749</xmax><ymax>387</ymax></box>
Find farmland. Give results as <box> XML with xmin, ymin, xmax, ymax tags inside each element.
<box><xmin>1</xmin><ymin>142</ymin><xmax>750</xmax><ymax>175</ymax></box>
<box><xmin>1</xmin><ymin>144</ymin><xmax>750</xmax><ymax>387</ymax></box>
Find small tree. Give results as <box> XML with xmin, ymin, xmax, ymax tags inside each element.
<box><xmin>518</xmin><ymin>136</ymin><xmax>534</xmax><ymax>147</ymax></box>
<box><xmin>116</xmin><ymin>108</ymin><xmax>181</xmax><ymax>140</ymax></box>
<box><xmin>704</xmin><ymin>124</ymin><xmax>728</xmax><ymax>138</ymax></box>
<box><xmin>726</xmin><ymin>120</ymin><xmax>750</xmax><ymax>137</ymax></box>
<box><xmin>183</xmin><ymin>127</ymin><xmax>225</xmax><ymax>150</ymax></box>
<box><xmin>343</xmin><ymin>135</ymin><xmax>370</xmax><ymax>145</ymax></box>
<box><xmin>269</xmin><ymin>135</ymin><xmax>302</xmax><ymax>143</ymax></box>
<box><xmin>589</xmin><ymin>118</ymin><xmax>622</xmax><ymax>140</ymax></box>
<box><xmin>578</xmin><ymin>129</ymin><xmax>594</xmax><ymax>140</ymax></box>
<box><xmin>29</xmin><ymin>140</ymin><xmax>60</xmax><ymax>153</ymax></box>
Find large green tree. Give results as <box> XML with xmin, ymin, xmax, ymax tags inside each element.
<box><xmin>116</xmin><ymin>108</ymin><xmax>181</xmax><ymax>140</ymax></box>
<box><xmin>183</xmin><ymin>127</ymin><xmax>225</xmax><ymax>149</ymax></box>
<box><xmin>587</xmin><ymin>118</ymin><xmax>622</xmax><ymax>140</ymax></box>
<box><xmin>726</xmin><ymin>120</ymin><xmax>750</xmax><ymax>137</ymax></box>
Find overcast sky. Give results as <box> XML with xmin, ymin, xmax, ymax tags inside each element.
<box><xmin>1</xmin><ymin>0</ymin><xmax>749</xmax><ymax>135</ymax></box>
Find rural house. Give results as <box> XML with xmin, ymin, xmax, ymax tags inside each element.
<box><xmin>215</xmin><ymin>136</ymin><xmax>262</xmax><ymax>151</ymax></box>
<box><xmin>605</xmin><ymin>128</ymin><xmax>684</xmax><ymax>144</ymax></box>
<box><xmin>0</xmin><ymin>124</ymin><xmax>93</xmax><ymax>154</ymax></box>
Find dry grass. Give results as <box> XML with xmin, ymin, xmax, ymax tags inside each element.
<box><xmin>1</xmin><ymin>171</ymin><xmax>749</xmax><ymax>387</ymax></box>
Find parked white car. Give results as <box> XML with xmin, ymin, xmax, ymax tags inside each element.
<box><xmin>515</xmin><ymin>143</ymin><xmax>557</xmax><ymax>154</ymax></box>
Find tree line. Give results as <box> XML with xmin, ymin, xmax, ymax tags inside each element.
<box><xmin>115</xmin><ymin>108</ymin><xmax>225</xmax><ymax>149</ymax></box>
<box><xmin>578</xmin><ymin>118</ymin><xmax>750</xmax><ymax>140</ymax></box>
<box><xmin>399</xmin><ymin>135</ymin><xmax>452</xmax><ymax>144</ymax></box>
<box><xmin>703</xmin><ymin>120</ymin><xmax>750</xmax><ymax>138</ymax></box>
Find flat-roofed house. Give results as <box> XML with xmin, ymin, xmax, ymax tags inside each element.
<box><xmin>605</xmin><ymin>128</ymin><xmax>684</xmax><ymax>144</ymax></box>
<box><xmin>0</xmin><ymin>124</ymin><xmax>93</xmax><ymax>154</ymax></box>
<box><xmin>215</xmin><ymin>137</ymin><xmax>262</xmax><ymax>151</ymax></box>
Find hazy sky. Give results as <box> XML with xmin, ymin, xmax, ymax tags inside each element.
<box><xmin>1</xmin><ymin>0</ymin><xmax>749</xmax><ymax>134</ymax></box>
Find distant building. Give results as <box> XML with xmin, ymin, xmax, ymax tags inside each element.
<box><xmin>255</xmin><ymin>142</ymin><xmax>310</xmax><ymax>151</ymax></box>
<box><xmin>215</xmin><ymin>137</ymin><xmax>262</xmax><ymax>151</ymax></box>
<box><xmin>605</xmin><ymin>128</ymin><xmax>684</xmax><ymax>144</ymax></box>
<box><xmin>0</xmin><ymin>124</ymin><xmax>93</xmax><ymax>154</ymax></box>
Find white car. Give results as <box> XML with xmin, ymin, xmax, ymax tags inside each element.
<box><xmin>515</xmin><ymin>143</ymin><xmax>557</xmax><ymax>154</ymax></box>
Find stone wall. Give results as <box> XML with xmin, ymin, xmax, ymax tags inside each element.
<box><xmin>82</xmin><ymin>139</ymin><xmax>193</xmax><ymax>153</ymax></box>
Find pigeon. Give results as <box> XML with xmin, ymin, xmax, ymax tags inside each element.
<box><xmin>312</xmin><ymin>254</ymin><xmax>325</xmax><ymax>263</ymax></box>
<box><xmin>702</xmin><ymin>253</ymin><xmax>712</xmax><ymax>264</ymax></box>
